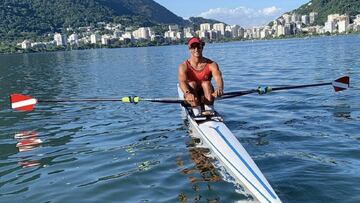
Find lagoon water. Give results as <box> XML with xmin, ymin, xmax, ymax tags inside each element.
<box><xmin>0</xmin><ymin>35</ymin><xmax>359</xmax><ymax>202</ymax></box>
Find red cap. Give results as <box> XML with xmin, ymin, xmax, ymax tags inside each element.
<box><xmin>187</xmin><ymin>37</ymin><xmax>204</xmax><ymax>48</ymax></box>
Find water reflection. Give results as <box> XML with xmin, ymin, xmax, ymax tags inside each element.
<box><xmin>331</xmin><ymin>103</ymin><xmax>352</xmax><ymax>119</ymax></box>
<box><xmin>176</xmin><ymin>132</ymin><xmax>222</xmax><ymax>203</ymax></box>
<box><xmin>15</xmin><ymin>131</ymin><xmax>43</xmax><ymax>152</ymax></box>
<box><xmin>18</xmin><ymin>160</ymin><xmax>41</xmax><ymax>168</ymax></box>
<box><xmin>181</xmin><ymin>145</ymin><xmax>221</xmax><ymax>183</ymax></box>
<box><xmin>15</xmin><ymin>131</ymin><xmax>43</xmax><ymax>168</ymax></box>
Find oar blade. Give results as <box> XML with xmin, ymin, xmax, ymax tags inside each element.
<box><xmin>10</xmin><ymin>94</ymin><xmax>37</xmax><ymax>112</ymax></box>
<box><xmin>332</xmin><ymin>76</ymin><xmax>350</xmax><ymax>92</ymax></box>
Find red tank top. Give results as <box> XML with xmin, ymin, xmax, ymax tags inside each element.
<box><xmin>184</xmin><ymin>60</ymin><xmax>212</xmax><ymax>84</ymax></box>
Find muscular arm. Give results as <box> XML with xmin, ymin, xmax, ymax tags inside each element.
<box><xmin>178</xmin><ymin>63</ymin><xmax>197</xmax><ymax>106</ymax></box>
<box><xmin>210</xmin><ymin>62</ymin><xmax>224</xmax><ymax>96</ymax></box>
<box><xmin>178</xmin><ymin>63</ymin><xmax>190</xmax><ymax>94</ymax></box>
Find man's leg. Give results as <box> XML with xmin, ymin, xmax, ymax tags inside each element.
<box><xmin>188</xmin><ymin>81</ymin><xmax>202</xmax><ymax>116</ymax></box>
<box><xmin>201</xmin><ymin>81</ymin><xmax>215</xmax><ymax>111</ymax></box>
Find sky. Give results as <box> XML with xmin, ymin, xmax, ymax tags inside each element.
<box><xmin>153</xmin><ymin>0</ymin><xmax>310</xmax><ymax>28</ymax></box>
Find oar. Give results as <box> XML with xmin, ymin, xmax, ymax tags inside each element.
<box><xmin>221</xmin><ymin>76</ymin><xmax>350</xmax><ymax>99</ymax></box>
<box><xmin>9</xmin><ymin>76</ymin><xmax>350</xmax><ymax>112</ymax></box>
<box><xmin>9</xmin><ymin>94</ymin><xmax>184</xmax><ymax>112</ymax></box>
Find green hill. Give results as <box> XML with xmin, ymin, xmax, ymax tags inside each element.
<box><xmin>293</xmin><ymin>0</ymin><xmax>360</xmax><ymax>24</ymax></box>
<box><xmin>0</xmin><ymin>0</ymin><xmax>187</xmax><ymax>41</ymax></box>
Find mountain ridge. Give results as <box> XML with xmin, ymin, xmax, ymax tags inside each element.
<box><xmin>0</xmin><ymin>0</ymin><xmax>221</xmax><ymax>41</ymax></box>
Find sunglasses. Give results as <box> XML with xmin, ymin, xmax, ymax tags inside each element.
<box><xmin>190</xmin><ymin>43</ymin><xmax>203</xmax><ymax>49</ymax></box>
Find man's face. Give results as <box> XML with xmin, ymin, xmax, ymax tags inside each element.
<box><xmin>189</xmin><ymin>43</ymin><xmax>203</xmax><ymax>57</ymax></box>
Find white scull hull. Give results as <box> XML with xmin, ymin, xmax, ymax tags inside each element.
<box><xmin>178</xmin><ymin>86</ymin><xmax>281</xmax><ymax>203</ymax></box>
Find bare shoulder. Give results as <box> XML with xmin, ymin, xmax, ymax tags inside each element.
<box><xmin>208</xmin><ymin>60</ymin><xmax>220</xmax><ymax>71</ymax></box>
<box><xmin>178</xmin><ymin>62</ymin><xmax>187</xmax><ymax>71</ymax></box>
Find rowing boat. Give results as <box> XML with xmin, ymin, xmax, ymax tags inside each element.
<box><xmin>177</xmin><ymin>86</ymin><xmax>282</xmax><ymax>203</ymax></box>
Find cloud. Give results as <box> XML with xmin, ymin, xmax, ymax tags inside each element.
<box><xmin>261</xmin><ymin>6</ymin><xmax>279</xmax><ymax>15</ymax></box>
<box><xmin>198</xmin><ymin>6</ymin><xmax>282</xmax><ymax>28</ymax></box>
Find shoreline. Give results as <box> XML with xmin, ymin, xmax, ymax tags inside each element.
<box><xmin>1</xmin><ymin>33</ymin><xmax>359</xmax><ymax>56</ymax></box>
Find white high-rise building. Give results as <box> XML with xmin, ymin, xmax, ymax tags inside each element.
<box><xmin>213</xmin><ymin>23</ymin><xmax>225</xmax><ymax>36</ymax></box>
<box><xmin>230</xmin><ymin>25</ymin><xmax>240</xmax><ymax>38</ymax></box>
<box><xmin>90</xmin><ymin>34</ymin><xmax>100</xmax><ymax>44</ymax></box>
<box><xmin>301</xmin><ymin>15</ymin><xmax>309</xmax><ymax>25</ymax></box>
<box><xmin>132</xmin><ymin>27</ymin><xmax>152</xmax><ymax>40</ymax></box>
<box><xmin>238</xmin><ymin>27</ymin><xmax>245</xmax><ymax>38</ymax></box>
<box><xmin>121</xmin><ymin>32</ymin><xmax>133</xmax><ymax>40</ymax></box>
<box><xmin>101</xmin><ymin>35</ymin><xmax>111</xmax><ymax>45</ymax></box>
<box><xmin>354</xmin><ymin>15</ymin><xmax>360</xmax><ymax>31</ymax></box>
<box><xmin>165</xmin><ymin>25</ymin><xmax>182</xmax><ymax>40</ymax></box>
<box><xmin>324</xmin><ymin>21</ymin><xmax>337</xmax><ymax>33</ymax></box>
<box><xmin>284</xmin><ymin>23</ymin><xmax>293</xmax><ymax>35</ymax></box>
<box><xmin>244</xmin><ymin>29</ymin><xmax>252</xmax><ymax>39</ymax></box>
<box><xmin>164</xmin><ymin>31</ymin><xmax>174</xmax><ymax>39</ymax></box>
<box><xmin>198</xmin><ymin>30</ymin><xmax>210</xmax><ymax>39</ymax></box>
<box><xmin>338</xmin><ymin>20</ymin><xmax>349</xmax><ymax>33</ymax></box>
<box><xmin>168</xmin><ymin>25</ymin><xmax>179</xmax><ymax>32</ymax></box>
<box><xmin>209</xmin><ymin>30</ymin><xmax>220</xmax><ymax>40</ymax></box>
<box><xmin>328</xmin><ymin>14</ymin><xmax>340</xmax><ymax>22</ymax></box>
<box><xmin>183</xmin><ymin>27</ymin><xmax>194</xmax><ymax>38</ymax></box>
<box><xmin>278</xmin><ymin>18</ymin><xmax>285</xmax><ymax>25</ymax></box>
<box><xmin>164</xmin><ymin>31</ymin><xmax>178</xmax><ymax>40</ymax></box>
<box><xmin>354</xmin><ymin>15</ymin><xmax>360</xmax><ymax>25</ymax></box>
<box><xmin>277</xmin><ymin>25</ymin><xmax>285</xmax><ymax>37</ymax></box>
<box><xmin>21</xmin><ymin>40</ymin><xmax>31</xmax><ymax>49</ymax></box>
<box><xmin>176</xmin><ymin>32</ymin><xmax>183</xmax><ymax>40</ymax></box>
<box><xmin>338</xmin><ymin>15</ymin><xmax>350</xmax><ymax>33</ymax></box>
<box><xmin>68</xmin><ymin>33</ymin><xmax>79</xmax><ymax>45</ymax></box>
<box><xmin>282</xmin><ymin>14</ymin><xmax>292</xmax><ymax>24</ymax></box>
<box><xmin>309</xmin><ymin>12</ymin><xmax>318</xmax><ymax>24</ymax></box>
<box><xmin>113</xmin><ymin>30</ymin><xmax>123</xmax><ymax>38</ymax></box>
<box><xmin>54</xmin><ymin>33</ymin><xmax>67</xmax><ymax>46</ymax></box>
<box><xmin>260</xmin><ymin>29</ymin><xmax>269</xmax><ymax>39</ymax></box>
<box><xmin>252</xmin><ymin>27</ymin><xmax>261</xmax><ymax>39</ymax></box>
<box><xmin>272</xmin><ymin>20</ymin><xmax>278</xmax><ymax>32</ymax></box>
<box><xmin>200</xmin><ymin>23</ymin><xmax>211</xmax><ymax>31</ymax></box>
<box><xmin>291</xmin><ymin>13</ymin><xmax>300</xmax><ymax>23</ymax></box>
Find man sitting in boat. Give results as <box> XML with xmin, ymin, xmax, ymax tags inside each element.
<box><xmin>178</xmin><ymin>37</ymin><xmax>224</xmax><ymax>116</ymax></box>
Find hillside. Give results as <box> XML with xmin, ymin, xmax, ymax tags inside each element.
<box><xmin>0</xmin><ymin>0</ymin><xmax>187</xmax><ymax>41</ymax></box>
<box><xmin>188</xmin><ymin>17</ymin><xmax>222</xmax><ymax>25</ymax></box>
<box><xmin>100</xmin><ymin>0</ymin><xmax>186</xmax><ymax>25</ymax></box>
<box><xmin>293</xmin><ymin>0</ymin><xmax>360</xmax><ymax>24</ymax></box>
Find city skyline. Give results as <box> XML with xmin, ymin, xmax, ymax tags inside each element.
<box><xmin>153</xmin><ymin>0</ymin><xmax>310</xmax><ymax>27</ymax></box>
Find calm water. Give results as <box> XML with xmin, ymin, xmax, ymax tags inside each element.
<box><xmin>0</xmin><ymin>36</ymin><xmax>359</xmax><ymax>203</ymax></box>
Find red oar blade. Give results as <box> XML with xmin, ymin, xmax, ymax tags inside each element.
<box><xmin>332</xmin><ymin>76</ymin><xmax>350</xmax><ymax>92</ymax></box>
<box><xmin>10</xmin><ymin>94</ymin><xmax>37</xmax><ymax>111</ymax></box>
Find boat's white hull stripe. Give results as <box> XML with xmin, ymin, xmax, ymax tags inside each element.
<box><xmin>193</xmin><ymin>117</ymin><xmax>276</xmax><ymax>202</ymax></box>
<box><xmin>210</xmin><ymin>126</ymin><xmax>277</xmax><ymax>201</ymax></box>
<box><xmin>197</xmin><ymin>126</ymin><xmax>272</xmax><ymax>202</ymax></box>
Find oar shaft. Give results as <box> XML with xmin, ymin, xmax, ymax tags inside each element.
<box><xmin>38</xmin><ymin>98</ymin><xmax>123</xmax><ymax>102</ymax></box>
<box><xmin>221</xmin><ymin>89</ymin><xmax>258</xmax><ymax>99</ymax></box>
<box><xmin>271</xmin><ymin>82</ymin><xmax>331</xmax><ymax>91</ymax></box>
<box><xmin>38</xmin><ymin>97</ymin><xmax>185</xmax><ymax>104</ymax></box>
<box><xmin>222</xmin><ymin>82</ymin><xmax>333</xmax><ymax>99</ymax></box>
<box><xmin>140</xmin><ymin>98</ymin><xmax>184</xmax><ymax>103</ymax></box>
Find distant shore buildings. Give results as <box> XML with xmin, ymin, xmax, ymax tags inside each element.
<box><xmin>18</xmin><ymin>12</ymin><xmax>360</xmax><ymax>51</ymax></box>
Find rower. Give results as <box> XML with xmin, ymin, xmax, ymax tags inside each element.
<box><xmin>178</xmin><ymin>37</ymin><xmax>224</xmax><ymax>116</ymax></box>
